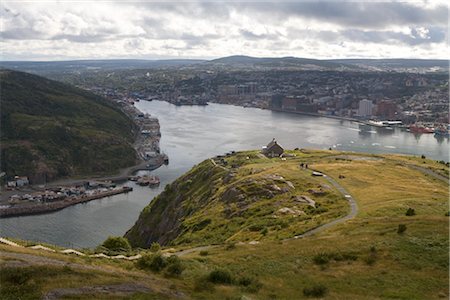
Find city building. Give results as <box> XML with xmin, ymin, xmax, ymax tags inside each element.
<box><xmin>358</xmin><ymin>99</ymin><xmax>374</xmax><ymax>117</ymax></box>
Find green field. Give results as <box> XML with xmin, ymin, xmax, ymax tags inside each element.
<box><xmin>1</xmin><ymin>150</ymin><xmax>448</xmax><ymax>299</ymax></box>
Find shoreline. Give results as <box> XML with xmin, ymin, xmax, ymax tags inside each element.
<box><xmin>0</xmin><ymin>186</ymin><xmax>133</xmax><ymax>218</ymax></box>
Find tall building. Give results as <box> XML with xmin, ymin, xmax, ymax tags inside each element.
<box><xmin>376</xmin><ymin>100</ymin><xmax>397</xmax><ymax>119</ymax></box>
<box><xmin>358</xmin><ymin>99</ymin><xmax>374</xmax><ymax>117</ymax></box>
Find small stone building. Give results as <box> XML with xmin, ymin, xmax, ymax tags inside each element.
<box><xmin>262</xmin><ymin>138</ymin><xmax>284</xmax><ymax>158</ymax></box>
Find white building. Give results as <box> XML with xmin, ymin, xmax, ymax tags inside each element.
<box><xmin>358</xmin><ymin>99</ymin><xmax>374</xmax><ymax>117</ymax></box>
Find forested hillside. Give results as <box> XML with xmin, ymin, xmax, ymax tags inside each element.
<box><xmin>0</xmin><ymin>70</ymin><xmax>137</xmax><ymax>183</ymax></box>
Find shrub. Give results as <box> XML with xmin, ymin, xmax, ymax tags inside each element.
<box><xmin>312</xmin><ymin>253</ymin><xmax>330</xmax><ymax>265</ymax></box>
<box><xmin>150</xmin><ymin>242</ymin><xmax>161</xmax><ymax>253</ymax></box>
<box><xmin>136</xmin><ymin>253</ymin><xmax>167</xmax><ymax>272</ymax></box>
<box><xmin>421</xmin><ymin>154</ymin><xmax>426</xmax><ymax>159</ymax></box>
<box><xmin>199</xmin><ymin>250</ymin><xmax>209</xmax><ymax>256</ymax></box>
<box><xmin>165</xmin><ymin>256</ymin><xmax>185</xmax><ymax>277</ymax></box>
<box><xmin>405</xmin><ymin>208</ymin><xmax>416</xmax><ymax>216</ymax></box>
<box><xmin>364</xmin><ymin>249</ymin><xmax>378</xmax><ymax>266</ymax></box>
<box><xmin>239</xmin><ymin>277</ymin><xmax>263</xmax><ymax>293</ymax></box>
<box><xmin>101</xmin><ymin>236</ymin><xmax>131</xmax><ymax>252</ymax></box>
<box><xmin>397</xmin><ymin>224</ymin><xmax>407</xmax><ymax>234</ymax></box>
<box><xmin>303</xmin><ymin>284</ymin><xmax>328</xmax><ymax>298</ymax></box>
<box><xmin>208</xmin><ymin>269</ymin><xmax>233</xmax><ymax>284</ymax></box>
<box><xmin>445</xmin><ymin>211</ymin><xmax>450</xmax><ymax>217</ymax></box>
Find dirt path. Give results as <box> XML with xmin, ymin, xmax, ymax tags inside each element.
<box><xmin>290</xmin><ymin>173</ymin><xmax>358</xmax><ymax>239</ymax></box>
<box><xmin>173</xmin><ymin>170</ymin><xmax>359</xmax><ymax>255</ymax></box>
<box><xmin>43</xmin><ymin>283</ymin><xmax>152</xmax><ymax>300</ymax></box>
<box><xmin>406</xmin><ymin>164</ymin><xmax>449</xmax><ymax>183</ymax></box>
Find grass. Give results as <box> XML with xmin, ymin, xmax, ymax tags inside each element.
<box><xmin>2</xmin><ymin>149</ymin><xmax>448</xmax><ymax>299</ymax></box>
<box><xmin>161</xmin><ymin>150</ymin><xmax>448</xmax><ymax>299</ymax></box>
<box><xmin>127</xmin><ymin>151</ymin><xmax>349</xmax><ymax>247</ymax></box>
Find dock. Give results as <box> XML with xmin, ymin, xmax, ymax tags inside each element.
<box><xmin>0</xmin><ymin>186</ymin><xmax>133</xmax><ymax>218</ymax></box>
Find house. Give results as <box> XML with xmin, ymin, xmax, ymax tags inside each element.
<box><xmin>262</xmin><ymin>138</ymin><xmax>284</xmax><ymax>158</ymax></box>
<box><xmin>15</xmin><ymin>176</ymin><xmax>29</xmax><ymax>187</ymax></box>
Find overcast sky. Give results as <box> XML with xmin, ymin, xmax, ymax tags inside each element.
<box><xmin>0</xmin><ymin>0</ymin><xmax>448</xmax><ymax>61</ymax></box>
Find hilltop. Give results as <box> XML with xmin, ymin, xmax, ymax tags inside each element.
<box><xmin>0</xmin><ymin>70</ymin><xmax>137</xmax><ymax>183</ymax></box>
<box><xmin>124</xmin><ymin>149</ymin><xmax>448</xmax><ymax>298</ymax></box>
<box><xmin>1</xmin><ymin>149</ymin><xmax>449</xmax><ymax>299</ymax></box>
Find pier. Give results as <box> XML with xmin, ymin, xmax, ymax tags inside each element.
<box><xmin>0</xmin><ymin>186</ymin><xmax>133</xmax><ymax>218</ymax></box>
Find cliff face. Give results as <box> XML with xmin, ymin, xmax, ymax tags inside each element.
<box><xmin>125</xmin><ymin>159</ymin><xmax>228</xmax><ymax>248</ymax></box>
<box><xmin>125</xmin><ymin>151</ymin><xmax>347</xmax><ymax>248</ymax></box>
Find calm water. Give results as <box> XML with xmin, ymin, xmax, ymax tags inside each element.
<box><xmin>1</xmin><ymin>101</ymin><xmax>448</xmax><ymax>248</ymax></box>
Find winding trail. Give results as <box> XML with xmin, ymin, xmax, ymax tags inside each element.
<box><xmin>406</xmin><ymin>164</ymin><xmax>449</xmax><ymax>183</ymax></box>
<box><xmin>174</xmin><ymin>170</ymin><xmax>359</xmax><ymax>256</ymax></box>
<box><xmin>290</xmin><ymin>172</ymin><xmax>358</xmax><ymax>239</ymax></box>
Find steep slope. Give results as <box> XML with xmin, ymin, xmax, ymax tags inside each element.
<box><xmin>126</xmin><ymin>150</ymin><xmax>349</xmax><ymax>248</ymax></box>
<box><xmin>0</xmin><ymin>69</ymin><xmax>137</xmax><ymax>183</ymax></box>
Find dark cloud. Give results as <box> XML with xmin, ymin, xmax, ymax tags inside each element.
<box><xmin>237</xmin><ymin>2</ymin><xmax>448</xmax><ymax>28</ymax></box>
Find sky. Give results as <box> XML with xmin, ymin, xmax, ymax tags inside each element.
<box><xmin>0</xmin><ymin>0</ymin><xmax>448</xmax><ymax>61</ymax></box>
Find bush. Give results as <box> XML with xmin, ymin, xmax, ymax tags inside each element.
<box><xmin>101</xmin><ymin>236</ymin><xmax>131</xmax><ymax>252</ymax></box>
<box><xmin>136</xmin><ymin>253</ymin><xmax>167</xmax><ymax>272</ymax></box>
<box><xmin>312</xmin><ymin>253</ymin><xmax>330</xmax><ymax>265</ymax></box>
<box><xmin>150</xmin><ymin>242</ymin><xmax>161</xmax><ymax>253</ymax></box>
<box><xmin>364</xmin><ymin>248</ymin><xmax>378</xmax><ymax>266</ymax></box>
<box><xmin>421</xmin><ymin>154</ymin><xmax>426</xmax><ymax>159</ymax></box>
<box><xmin>208</xmin><ymin>269</ymin><xmax>233</xmax><ymax>284</ymax></box>
<box><xmin>397</xmin><ymin>224</ymin><xmax>407</xmax><ymax>234</ymax></box>
<box><xmin>260</xmin><ymin>227</ymin><xmax>268</xmax><ymax>236</ymax></box>
<box><xmin>303</xmin><ymin>284</ymin><xmax>328</xmax><ymax>297</ymax></box>
<box><xmin>238</xmin><ymin>276</ymin><xmax>263</xmax><ymax>293</ymax></box>
<box><xmin>405</xmin><ymin>208</ymin><xmax>416</xmax><ymax>216</ymax></box>
<box><xmin>445</xmin><ymin>211</ymin><xmax>449</xmax><ymax>217</ymax></box>
<box><xmin>165</xmin><ymin>255</ymin><xmax>185</xmax><ymax>277</ymax></box>
<box><xmin>199</xmin><ymin>250</ymin><xmax>209</xmax><ymax>256</ymax></box>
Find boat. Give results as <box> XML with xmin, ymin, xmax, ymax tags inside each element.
<box><xmin>128</xmin><ymin>176</ymin><xmax>139</xmax><ymax>181</ymax></box>
<box><xmin>434</xmin><ymin>125</ymin><xmax>450</xmax><ymax>137</ymax></box>
<box><xmin>409</xmin><ymin>124</ymin><xmax>434</xmax><ymax>134</ymax></box>
<box><xmin>136</xmin><ymin>175</ymin><xmax>160</xmax><ymax>187</ymax></box>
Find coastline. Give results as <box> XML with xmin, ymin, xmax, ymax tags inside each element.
<box><xmin>1</xmin><ymin>101</ymin><xmax>168</xmax><ymax>216</ymax></box>
<box><xmin>0</xmin><ymin>187</ymin><xmax>133</xmax><ymax>218</ymax></box>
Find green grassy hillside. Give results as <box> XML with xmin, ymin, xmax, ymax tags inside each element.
<box><xmin>125</xmin><ymin>151</ymin><xmax>349</xmax><ymax>248</ymax></box>
<box><xmin>1</xmin><ymin>150</ymin><xmax>448</xmax><ymax>299</ymax></box>
<box><xmin>0</xmin><ymin>70</ymin><xmax>137</xmax><ymax>182</ymax></box>
<box><xmin>124</xmin><ymin>149</ymin><xmax>448</xmax><ymax>299</ymax></box>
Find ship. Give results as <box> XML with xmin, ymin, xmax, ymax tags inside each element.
<box><xmin>409</xmin><ymin>124</ymin><xmax>434</xmax><ymax>134</ymax></box>
<box><xmin>434</xmin><ymin>125</ymin><xmax>450</xmax><ymax>138</ymax></box>
<box><xmin>136</xmin><ymin>175</ymin><xmax>160</xmax><ymax>187</ymax></box>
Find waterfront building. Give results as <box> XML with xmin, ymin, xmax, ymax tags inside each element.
<box><xmin>358</xmin><ymin>99</ymin><xmax>374</xmax><ymax>117</ymax></box>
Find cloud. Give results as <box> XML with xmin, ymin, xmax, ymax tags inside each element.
<box><xmin>0</xmin><ymin>1</ymin><xmax>448</xmax><ymax>60</ymax></box>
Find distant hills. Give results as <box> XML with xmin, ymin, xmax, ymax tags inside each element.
<box><xmin>0</xmin><ymin>56</ymin><xmax>448</xmax><ymax>74</ymax></box>
<box><xmin>0</xmin><ymin>70</ymin><xmax>137</xmax><ymax>183</ymax></box>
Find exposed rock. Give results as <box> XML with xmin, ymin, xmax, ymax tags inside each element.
<box><xmin>286</xmin><ymin>181</ymin><xmax>295</xmax><ymax>189</ymax></box>
<box><xmin>293</xmin><ymin>195</ymin><xmax>316</xmax><ymax>208</ymax></box>
<box><xmin>308</xmin><ymin>189</ymin><xmax>327</xmax><ymax>196</ymax></box>
<box><xmin>221</xmin><ymin>187</ymin><xmax>245</xmax><ymax>203</ymax></box>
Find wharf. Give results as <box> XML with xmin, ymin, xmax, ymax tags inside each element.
<box><xmin>0</xmin><ymin>187</ymin><xmax>133</xmax><ymax>218</ymax></box>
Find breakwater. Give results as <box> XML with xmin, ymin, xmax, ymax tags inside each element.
<box><xmin>0</xmin><ymin>187</ymin><xmax>133</xmax><ymax>218</ymax></box>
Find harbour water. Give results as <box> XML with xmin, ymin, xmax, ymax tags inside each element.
<box><xmin>1</xmin><ymin>101</ymin><xmax>448</xmax><ymax>248</ymax></box>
